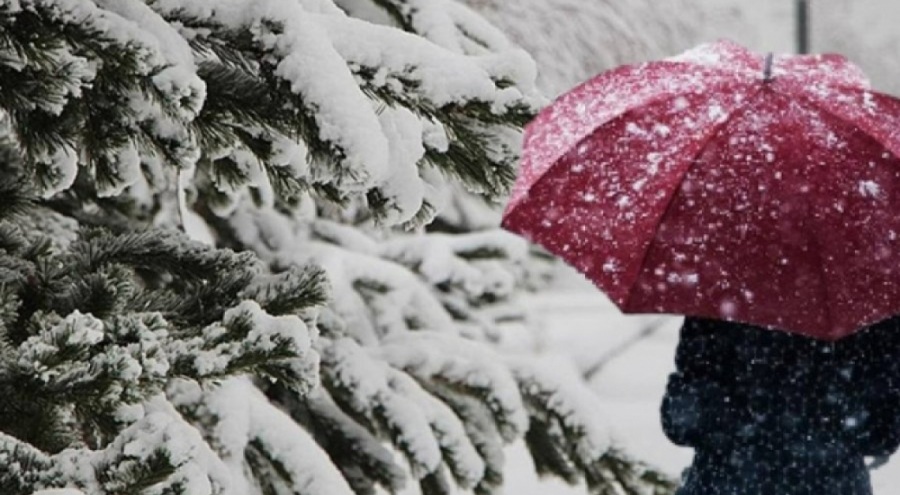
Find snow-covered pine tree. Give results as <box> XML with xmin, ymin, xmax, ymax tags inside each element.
<box><xmin>1</xmin><ymin>1</ymin><xmax>675</xmax><ymax>494</ymax></box>
<box><xmin>0</xmin><ymin>149</ymin><xmax>326</xmax><ymax>493</ymax></box>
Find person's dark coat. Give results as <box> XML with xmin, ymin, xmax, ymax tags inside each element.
<box><xmin>661</xmin><ymin>316</ymin><xmax>900</xmax><ymax>495</ymax></box>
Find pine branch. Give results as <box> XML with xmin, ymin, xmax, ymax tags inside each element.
<box><xmin>0</xmin><ymin>2</ymin><xmax>661</xmax><ymax>494</ymax></box>
<box><xmin>594</xmin><ymin>449</ymin><xmax>679</xmax><ymax>495</ymax></box>
<box><xmin>271</xmin><ymin>386</ymin><xmax>408</xmax><ymax>494</ymax></box>
<box><xmin>356</xmin><ymin>66</ymin><xmax>532</xmax><ymax>200</ymax></box>
<box><xmin>240</xmin><ymin>265</ymin><xmax>330</xmax><ymax>317</ymax></box>
<box><xmin>422</xmin><ymin>380</ymin><xmax>506</xmax><ymax>495</ymax></box>
<box><xmin>0</xmin><ymin>432</ymin><xmax>52</xmax><ymax>494</ymax></box>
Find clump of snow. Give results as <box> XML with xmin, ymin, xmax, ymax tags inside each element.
<box><xmin>508</xmin><ymin>355</ymin><xmax>613</xmax><ymax>462</ymax></box>
<box><xmin>43</xmin><ymin>409</ymin><xmax>216</xmax><ymax>494</ymax></box>
<box><xmin>18</xmin><ymin>311</ymin><xmax>105</xmax><ymax>383</ymax></box>
<box><xmin>98</xmin><ymin>412</ymin><xmax>211</xmax><ymax>494</ymax></box>
<box><xmin>321</xmin><ymin>337</ymin><xmax>443</xmax><ymax>477</ymax></box>
<box><xmin>95</xmin><ymin>0</ymin><xmax>205</xmax><ymax>118</ymax></box>
<box><xmin>378</xmin><ymin>332</ymin><xmax>529</xmax><ymax>441</ymax></box>
<box><xmin>321</xmin><ymin>14</ymin><xmax>539</xmax><ymax>110</ymax></box>
<box><xmin>719</xmin><ymin>299</ymin><xmax>738</xmax><ymax>318</ymax></box>
<box><xmin>167</xmin><ymin>300</ymin><xmax>318</xmax><ymax>391</ymax></box>
<box><xmin>379</xmin><ymin>229</ymin><xmax>528</xmax><ymax>303</ymax></box>
<box><xmin>858</xmin><ymin>179</ymin><xmax>881</xmax><ymax>198</ymax></box>
<box><xmin>667</xmin><ymin>41</ymin><xmax>724</xmax><ymax>66</ymax></box>
<box><xmin>308</xmin><ymin>238</ymin><xmax>459</xmax><ymax>339</ymax></box>
<box><xmin>169</xmin><ymin>376</ymin><xmax>356</xmax><ymax>494</ymax></box>
<box><xmin>387</xmin><ymin>368</ymin><xmax>486</xmax><ymax>487</ymax></box>
<box><xmin>376</xmin><ymin>107</ymin><xmax>427</xmax><ymax>225</ymax></box>
<box><xmin>95</xmin><ymin>144</ymin><xmax>142</xmax><ymax>198</ymax></box>
<box><xmin>34</xmin><ymin>146</ymin><xmax>79</xmax><ymax>199</ymax></box>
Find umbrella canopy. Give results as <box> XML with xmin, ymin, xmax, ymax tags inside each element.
<box><xmin>501</xmin><ymin>40</ymin><xmax>900</xmax><ymax>340</ymax></box>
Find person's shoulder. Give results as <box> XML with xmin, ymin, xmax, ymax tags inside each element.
<box><xmin>836</xmin><ymin>315</ymin><xmax>900</xmax><ymax>373</ymax></box>
<box><xmin>840</xmin><ymin>315</ymin><xmax>900</xmax><ymax>360</ymax></box>
<box><xmin>854</xmin><ymin>315</ymin><xmax>900</xmax><ymax>341</ymax></box>
<box><xmin>684</xmin><ymin>316</ymin><xmax>753</xmax><ymax>330</ymax></box>
<box><xmin>681</xmin><ymin>316</ymin><xmax>770</xmax><ymax>342</ymax></box>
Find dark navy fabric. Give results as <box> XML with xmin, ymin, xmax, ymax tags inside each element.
<box><xmin>661</xmin><ymin>316</ymin><xmax>900</xmax><ymax>495</ymax></box>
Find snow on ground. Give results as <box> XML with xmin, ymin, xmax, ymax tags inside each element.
<box><xmin>503</xmin><ymin>264</ymin><xmax>900</xmax><ymax>494</ymax></box>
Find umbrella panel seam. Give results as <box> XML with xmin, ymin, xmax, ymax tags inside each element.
<box><xmin>789</xmin><ymin>90</ymin><xmax>900</xmax><ymax>336</ymax></box>
<box><xmin>790</xmin><ymin>88</ymin><xmax>900</xmax><ymax>168</ymax></box>
<box><xmin>622</xmin><ymin>86</ymin><xmax>767</xmax><ymax>311</ymax></box>
<box><xmin>510</xmin><ymin>78</ymin><xmax>752</xmax><ymax>213</ymax></box>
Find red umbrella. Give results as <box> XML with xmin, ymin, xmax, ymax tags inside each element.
<box><xmin>501</xmin><ymin>40</ymin><xmax>900</xmax><ymax>340</ymax></box>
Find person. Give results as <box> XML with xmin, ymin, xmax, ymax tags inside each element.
<box><xmin>661</xmin><ymin>316</ymin><xmax>900</xmax><ymax>495</ymax></box>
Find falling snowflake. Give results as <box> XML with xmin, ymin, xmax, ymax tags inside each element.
<box><xmin>863</xmin><ymin>91</ymin><xmax>877</xmax><ymax>114</ymax></box>
<box><xmin>742</xmin><ymin>289</ymin><xmax>755</xmax><ymax>302</ymax></box>
<box><xmin>646</xmin><ymin>152</ymin><xmax>663</xmax><ymax>174</ymax></box>
<box><xmin>602</xmin><ymin>259</ymin><xmax>620</xmax><ymax>273</ymax></box>
<box><xmin>707</xmin><ymin>103</ymin><xmax>726</xmax><ymax>122</ymax></box>
<box><xmin>626</xmin><ymin>122</ymin><xmax>647</xmax><ymax>137</ymax></box>
<box><xmin>858</xmin><ymin>179</ymin><xmax>881</xmax><ymax>198</ymax></box>
<box><xmin>653</xmin><ymin>123</ymin><xmax>671</xmax><ymax>136</ymax></box>
<box><xmin>632</xmin><ymin>178</ymin><xmax>648</xmax><ymax>191</ymax></box>
<box><xmin>719</xmin><ymin>299</ymin><xmax>738</xmax><ymax>318</ymax></box>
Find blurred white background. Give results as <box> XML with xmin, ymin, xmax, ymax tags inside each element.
<box><xmin>466</xmin><ymin>0</ymin><xmax>900</xmax><ymax>96</ymax></box>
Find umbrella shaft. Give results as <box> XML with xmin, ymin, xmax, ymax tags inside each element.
<box><xmin>797</xmin><ymin>0</ymin><xmax>810</xmax><ymax>54</ymax></box>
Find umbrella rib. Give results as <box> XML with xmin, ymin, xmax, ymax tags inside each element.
<box><xmin>802</xmin><ymin>202</ymin><xmax>835</xmax><ymax>338</ymax></box>
<box><xmin>789</xmin><ymin>93</ymin><xmax>893</xmax><ymax>336</ymax></box>
<box><xmin>622</xmin><ymin>86</ymin><xmax>767</xmax><ymax>311</ymax></box>
<box><xmin>791</xmin><ymin>89</ymin><xmax>900</xmax><ymax>162</ymax></box>
<box><xmin>514</xmin><ymin>75</ymin><xmax>747</xmax><ymax>211</ymax></box>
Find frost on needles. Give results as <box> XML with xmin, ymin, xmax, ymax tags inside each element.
<box><xmin>0</xmin><ymin>173</ymin><xmax>326</xmax><ymax>494</ymax></box>
<box><xmin>0</xmin><ymin>1</ymin><xmax>674</xmax><ymax>494</ymax></box>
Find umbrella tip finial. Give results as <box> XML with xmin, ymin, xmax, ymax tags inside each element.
<box><xmin>763</xmin><ymin>53</ymin><xmax>774</xmax><ymax>82</ymax></box>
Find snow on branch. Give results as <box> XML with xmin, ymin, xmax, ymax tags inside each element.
<box><xmin>379</xmin><ymin>332</ymin><xmax>529</xmax><ymax>441</ymax></box>
<box><xmin>2</xmin><ymin>411</ymin><xmax>222</xmax><ymax>494</ymax></box>
<box><xmin>168</xmin><ymin>377</ymin><xmax>357</xmax><ymax>495</ymax></box>
<box><xmin>320</xmin><ymin>336</ymin><xmax>444</xmax><ymax>478</ymax></box>
<box><xmin>0</xmin><ymin>216</ymin><xmax>330</xmax><ymax>494</ymax></box>
<box><xmin>0</xmin><ymin>0</ymin><xmax>664</xmax><ymax>493</ymax></box>
<box><xmin>221</xmin><ymin>198</ymin><xmax>634</xmax><ymax>493</ymax></box>
<box><xmin>167</xmin><ymin>300</ymin><xmax>320</xmax><ymax>393</ymax></box>
<box><xmin>1</xmin><ymin>0</ymin><xmax>538</xmax><ymax>226</ymax></box>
